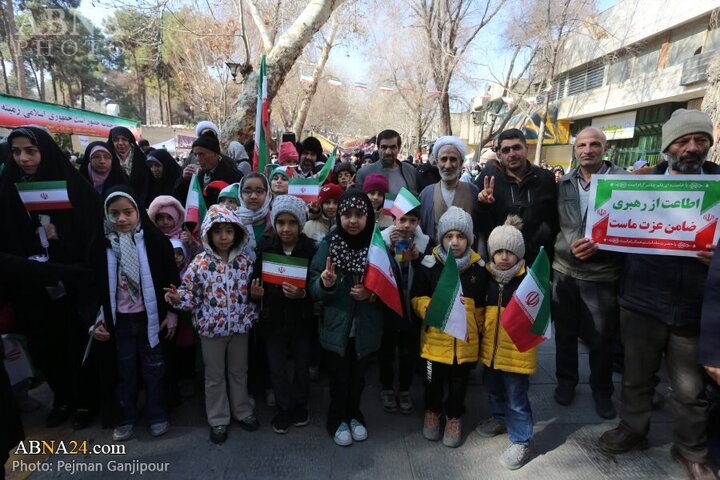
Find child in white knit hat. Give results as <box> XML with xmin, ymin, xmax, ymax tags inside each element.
<box><xmin>410</xmin><ymin>206</ymin><xmax>487</xmax><ymax>448</ymax></box>
<box><xmin>476</xmin><ymin>215</ymin><xmax>536</xmax><ymax>470</ymax></box>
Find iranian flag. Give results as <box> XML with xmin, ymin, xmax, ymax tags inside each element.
<box><xmin>382</xmin><ymin>193</ymin><xmax>396</xmax><ymax>217</ymax></box>
<box><xmin>300</xmin><ymin>73</ymin><xmax>313</xmax><ymax>83</ymax></box>
<box><xmin>353</xmin><ymin>81</ymin><xmax>368</xmax><ymax>90</ymax></box>
<box><xmin>390</xmin><ymin>187</ymin><xmax>420</xmax><ymax>219</ymax></box>
<box><xmin>364</xmin><ymin>226</ymin><xmax>403</xmax><ymax>316</ymax></box>
<box><xmin>424</xmin><ymin>250</ymin><xmax>467</xmax><ymax>341</ymax></box>
<box><xmin>328</xmin><ymin>77</ymin><xmax>342</xmax><ymax>87</ymax></box>
<box><xmin>15</xmin><ymin>181</ymin><xmax>71</xmax><ymax>210</ymax></box>
<box><xmin>287</xmin><ymin>146</ymin><xmax>338</xmax><ymax>202</ymax></box>
<box><xmin>262</xmin><ymin>253</ymin><xmax>309</xmax><ymax>288</ymax></box>
<box><xmin>184</xmin><ymin>173</ymin><xmax>207</xmax><ymax>237</ymax></box>
<box><xmin>500</xmin><ymin>246</ymin><xmax>552</xmax><ymax>352</ymax></box>
<box><xmin>253</xmin><ymin>55</ymin><xmax>269</xmax><ymax>174</ymax></box>
<box><xmin>288</xmin><ymin>178</ymin><xmax>321</xmax><ymax>202</ymax></box>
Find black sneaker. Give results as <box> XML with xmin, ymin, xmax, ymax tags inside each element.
<box><xmin>272</xmin><ymin>410</ymin><xmax>292</xmax><ymax>434</ymax></box>
<box><xmin>292</xmin><ymin>406</ymin><xmax>310</xmax><ymax>427</ymax></box>
<box><xmin>210</xmin><ymin>425</ymin><xmax>228</xmax><ymax>444</ymax></box>
<box><xmin>46</xmin><ymin>405</ymin><xmax>72</xmax><ymax>428</ymax></box>
<box><xmin>236</xmin><ymin>413</ymin><xmax>260</xmax><ymax>432</ymax></box>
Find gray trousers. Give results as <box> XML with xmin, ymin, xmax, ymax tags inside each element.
<box><xmin>619</xmin><ymin>307</ymin><xmax>709</xmax><ymax>462</ymax></box>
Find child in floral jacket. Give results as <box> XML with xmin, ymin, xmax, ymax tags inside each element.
<box><xmin>164</xmin><ymin>204</ymin><xmax>259</xmax><ymax>444</ymax></box>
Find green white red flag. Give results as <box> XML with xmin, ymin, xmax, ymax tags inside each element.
<box><xmin>382</xmin><ymin>193</ymin><xmax>396</xmax><ymax>217</ymax></box>
<box><xmin>363</xmin><ymin>225</ymin><xmax>403</xmax><ymax>316</ymax></box>
<box><xmin>184</xmin><ymin>173</ymin><xmax>207</xmax><ymax>238</ymax></box>
<box><xmin>390</xmin><ymin>187</ymin><xmax>420</xmax><ymax>218</ymax></box>
<box><xmin>287</xmin><ymin>146</ymin><xmax>337</xmax><ymax>202</ymax></box>
<box><xmin>424</xmin><ymin>250</ymin><xmax>467</xmax><ymax>341</ymax></box>
<box><xmin>501</xmin><ymin>246</ymin><xmax>552</xmax><ymax>352</ymax></box>
<box><xmin>15</xmin><ymin>181</ymin><xmax>71</xmax><ymax>210</ymax></box>
<box><xmin>261</xmin><ymin>253</ymin><xmax>309</xmax><ymax>288</ymax></box>
<box><xmin>253</xmin><ymin>55</ymin><xmax>269</xmax><ymax>174</ymax></box>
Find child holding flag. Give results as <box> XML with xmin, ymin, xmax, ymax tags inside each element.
<box><xmin>249</xmin><ymin>195</ymin><xmax>316</xmax><ymax>435</ymax></box>
<box><xmin>410</xmin><ymin>206</ymin><xmax>486</xmax><ymax>448</ymax></box>
<box><xmin>164</xmin><ymin>204</ymin><xmax>259</xmax><ymax>444</ymax></box>
<box><xmin>476</xmin><ymin>215</ymin><xmax>535</xmax><ymax>470</ymax></box>
<box><xmin>309</xmin><ymin>190</ymin><xmax>389</xmax><ymax>447</ymax></box>
<box><xmin>304</xmin><ymin>183</ymin><xmax>343</xmax><ymax>246</ymax></box>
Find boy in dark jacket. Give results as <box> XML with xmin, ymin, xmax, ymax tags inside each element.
<box><xmin>250</xmin><ymin>195</ymin><xmax>316</xmax><ymax>434</ymax></box>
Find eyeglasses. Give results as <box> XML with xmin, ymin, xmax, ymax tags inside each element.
<box><xmin>494</xmin><ymin>144</ymin><xmax>524</xmax><ymax>155</ymax></box>
<box><xmin>241</xmin><ymin>188</ymin><xmax>267</xmax><ymax>196</ymax></box>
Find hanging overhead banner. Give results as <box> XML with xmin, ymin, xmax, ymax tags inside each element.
<box><xmin>0</xmin><ymin>94</ymin><xmax>141</xmax><ymax>138</ymax></box>
<box><xmin>591</xmin><ymin>111</ymin><xmax>636</xmax><ymax>140</ymax></box>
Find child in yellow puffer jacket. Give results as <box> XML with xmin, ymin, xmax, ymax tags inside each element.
<box><xmin>476</xmin><ymin>215</ymin><xmax>535</xmax><ymax>471</ymax></box>
<box><xmin>411</xmin><ymin>207</ymin><xmax>487</xmax><ymax>449</ymax></box>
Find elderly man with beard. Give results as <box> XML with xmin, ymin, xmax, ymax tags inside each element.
<box><xmin>552</xmin><ymin>127</ymin><xmax>627</xmax><ymax>420</ymax></box>
<box><xmin>418</xmin><ymin>136</ymin><xmax>479</xmax><ymax>241</ymax></box>
<box><xmin>356</xmin><ymin>130</ymin><xmax>418</xmax><ymax>195</ymax></box>
<box><xmin>599</xmin><ymin>109</ymin><xmax>718</xmax><ymax>480</ymax></box>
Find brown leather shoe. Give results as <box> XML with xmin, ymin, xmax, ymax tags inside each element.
<box><xmin>598</xmin><ymin>424</ymin><xmax>648</xmax><ymax>454</ymax></box>
<box><xmin>670</xmin><ymin>446</ymin><xmax>718</xmax><ymax>480</ymax></box>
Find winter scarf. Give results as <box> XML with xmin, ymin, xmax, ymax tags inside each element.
<box><xmin>487</xmin><ymin>259</ymin><xmax>525</xmax><ymax>286</ymax></box>
<box><xmin>104</xmin><ymin>191</ymin><xmax>142</xmax><ymax>301</ymax></box>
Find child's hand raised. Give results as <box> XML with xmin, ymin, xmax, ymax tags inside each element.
<box><xmin>163</xmin><ymin>284</ymin><xmax>181</xmax><ymax>304</ymax></box>
<box><xmin>250</xmin><ymin>278</ymin><xmax>264</xmax><ymax>299</ymax></box>
<box><xmin>320</xmin><ymin>257</ymin><xmax>337</xmax><ymax>288</ymax></box>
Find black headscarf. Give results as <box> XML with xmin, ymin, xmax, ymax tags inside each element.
<box><xmin>143</xmin><ymin>148</ymin><xmax>182</xmax><ymax>207</ymax></box>
<box><xmin>328</xmin><ymin>189</ymin><xmax>375</xmax><ymax>275</ymax></box>
<box><xmin>107</xmin><ymin>126</ymin><xmax>148</xmax><ymax>193</ymax></box>
<box><xmin>78</xmin><ymin>141</ymin><xmax>129</xmax><ymax>195</ymax></box>
<box><xmin>0</xmin><ymin>126</ymin><xmax>103</xmax><ymax>264</ymax></box>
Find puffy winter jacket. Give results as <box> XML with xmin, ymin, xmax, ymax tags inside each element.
<box><xmin>479</xmin><ymin>264</ymin><xmax>536</xmax><ymax>375</ymax></box>
<box><xmin>173</xmin><ymin>205</ymin><xmax>256</xmax><ymax>337</ymax></box>
<box><xmin>411</xmin><ymin>247</ymin><xmax>487</xmax><ymax>365</ymax></box>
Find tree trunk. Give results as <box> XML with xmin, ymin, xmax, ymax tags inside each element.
<box><xmin>438</xmin><ymin>91</ymin><xmax>452</xmax><ymax>135</ymax></box>
<box><xmin>0</xmin><ymin>48</ymin><xmax>8</xmax><ymax>93</ymax></box>
<box><xmin>4</xmin><ymin>0</ymin><xmax>26</xmax><ymax>97</ymax></box>
<box><xmin>166</xmin><ymin>76</ymin><xmax>173</xmax><ymax>125</ymax></box>
<box><xmin>157</xmin><ymin>73</ymin><xmax>165</xmax><ymax>125</ymax></box>
<box><xmin>28</xmin><ymin>59</ymin><xmax>41</xmax><ymax>96</ymax></box>
<box><xmin>52</xmin><ymin>73</ymin><xmax>58</xmax><ymax>103</ymax></box>
<box><xmin>292</xmin><ymin>13</ymin><xmax>340</xmax><ymax>139</ymax></box>
<box><xmin>533</xmin><ymin>94</ymin><xmax>551</xmax><ymax>165</ymax></box>
<box><xmin>220</xmin><ymin>0</ymin><xmax>346</xmax><ymax>146</ymax></box>
<box><xmin>38</xmin><ymin>56</ymin><xmax>46</xmax><ymax>101</ymax></box>
<box><xmin>79</xmin><ymin>78</ymin><xmax>85</xmax><ymax>110</ymax></box>
<box><xmin>701</xmin><ymin>52</ymin><xmax>720</xmax><ymax>164</ymax></box>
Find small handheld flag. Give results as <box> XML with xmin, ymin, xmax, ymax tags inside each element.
<box><xmin>364</xmin><ymin>226</ymin><xmax>403</xmax><ymax>316</ymax></box>
<box><xmin>389</xmin><ymin>187</ymin><xmax>420</xmax><ymax>219</ymax></box>
<box><xmin>184</xmin><ymin>173</ymin><xmax>207</xmax><ymax>238</ymax></box>
<box><xmin>15</xmin><ymin>181</ymin><xmax>71</xmax><ymax>211</ymax></box>
<box><xmin>500</xmin><ymin>246</ymin><xmax>552</xmax><ymax>352</ymax></box>
<box><xmin>424</xmin><ymin>250</ymin><xmax>467</xmax><ymax>341</ymax></box>
<box><xmin>261</xmin><ymin>253</ymin><xmax>309</xmax><ymax>289</ymax></box>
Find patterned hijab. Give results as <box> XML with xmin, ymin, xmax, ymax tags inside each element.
<box><xmin>104</xmin><ymin>189</ymin><xmax>142</xmax><ymax>301</ymax></box>
<box><xmin>328</xmin><ymin>189</ymin><xmax>375</xmax><ymax>275</ymax></box>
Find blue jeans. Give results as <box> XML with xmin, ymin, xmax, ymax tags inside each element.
<box><xmin>483</xmin><ymin>367</ymin><xmax>533</xmax><ymax>445</ymax></box>
<box><xmin>115</xmin><ymin>312</ymin><xmax>166</xmax><ymax>426</ymax></box>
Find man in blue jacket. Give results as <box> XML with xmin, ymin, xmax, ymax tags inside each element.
<box><xmin>598</xmin><ymin>109</ymin><xmax>718</xmax><ymax>480</ymax></box>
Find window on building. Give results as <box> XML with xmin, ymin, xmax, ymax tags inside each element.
<box><xmin>549</xmin><ymin>74</ymin><xmax>567</xmax><ymax>102</ymax></box>
<box><xmin>566</xmin><ymin>63</ymin><xmax>605</xmax><ymax>96</ymax></box>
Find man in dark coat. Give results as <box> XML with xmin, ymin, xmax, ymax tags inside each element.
<box><xmin>474</xmin><ymin>128</ymin><xmax>558</xmax><ymax>263</ymax></box>
<box><xmin>599</xmin><ymin>109</ymin><xmax>718</xmax><ymax>480</ymax></box>
<box><xmin>174</xmin><ymin>134</ymin><xmax>242</xmax><ymax>207</ymax></box>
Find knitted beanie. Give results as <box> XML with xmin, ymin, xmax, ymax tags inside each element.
<box><xmin>319</xmin><ymin>183</ymin><xmax>344</xmax><ymax>204</ymax></box>
<box><xmin>436</xmin><ymin>206</ymin><xmax>474</xmax><ymax>244</ymax></box>
<box><xmin>218</xmin><ymin>182</ymin><xmax>240</xmax><ymax>204</ymax></box>
<box><xmin>269</xmin><ymin>167</ymin><xmax>290</xmax><ymax>181</ymax></box>
<box><xmin>271</xmin><ymin>194</ymin><xmax>308</xmax><ymax>231</ymax></box>
<box><xmin>363</xmin><ymin>173</ymin><xmax>389</xmax><ymax>194</ymax></box>
<box><xmin>334</xmin><ymin>161</ymin><xmax>357</xmax><ymax>175</ymax></box>
<box><xmin>661</xmin><ymin>109</ymin><xmax>714</xmax><ymax>152</ymax></box>
<box><xmin>192</xmin><ymin>133</ymin><xmax>221</xmax><ymax>154</ymax></box>
<box><xmin>278</xmin><ymin>142</ymin><xmax>299</xmax><ymax>165</ymax></box>
<box><xmin>487</xmin><ymin>215</ymin><xmax>525</xmax><ymax>259</ymax></box>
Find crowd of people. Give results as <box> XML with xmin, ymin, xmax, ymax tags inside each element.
<box><xmin>0</xmin><ymin>108</ymin><xmax>719</xmax><ymax>479</ymax></box>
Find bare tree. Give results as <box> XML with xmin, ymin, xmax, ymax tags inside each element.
<box><xmin>408</xmin><ymin>0</ymin><xmax>506</xmax><ymax>135</ymax></box>
<box><xmin>220</xmin><ymin>0</ymin><xmax>345</xmax><ymax>146</ymax></box>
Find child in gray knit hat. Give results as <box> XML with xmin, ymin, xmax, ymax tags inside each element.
<box><xmin>410</xmin><ymin>206</ymin><xmax>487</xmax><ymax>448</ymax></box>
<box><xmin>477</xmin><ymin>215</ymin><xmax>536</xmax><ymax>471</ymax></box>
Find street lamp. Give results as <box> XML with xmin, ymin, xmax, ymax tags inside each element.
<box><xmin>225</xmin><ymin>61</ymin><xmax>252</xmax><ymax>84</ymax></box>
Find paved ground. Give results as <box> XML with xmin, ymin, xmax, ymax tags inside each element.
<box><xmin>5</xmin><ymin>339</ymin><xmax>718</xmax><ymax>480</ymax></box>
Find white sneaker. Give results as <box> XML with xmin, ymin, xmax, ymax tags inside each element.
<box><xmin>334</xmin><ymin>422</ymin><xmax>353</xmax><ymax>447</ymax></box>
<box><xmin>112</xmin><ymin>424</ymin><xmax>133</xmax><ymax>442</ymax></box>
<box><xmin>150</xmin><ymin>421</ymin><xmax>169</xmax><ymax>437</ymax></box>
<box><xmin>499</xmin><ymin>443</ymin><xmax>530</xmax><ymax>470</ymax></box>
<box><xmin>350</xmin><ymin>419</ymin><xmax>368</xmax><ymax>441</ymax></box>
